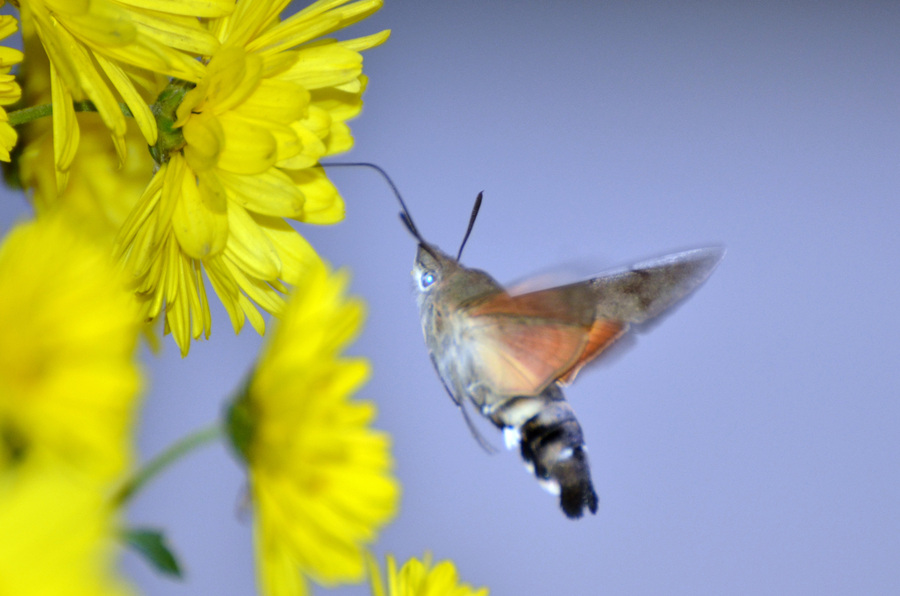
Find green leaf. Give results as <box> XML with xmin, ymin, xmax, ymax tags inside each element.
<box><xmin>121</xmin><ymin>527</ymin><xmax>183</xmax><ymax>579</ymax></box>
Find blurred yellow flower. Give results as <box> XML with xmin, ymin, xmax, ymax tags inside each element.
<box><xmin>369</xmin><ymin>554</ymin><xmax>490</xmax><ymax>596</ymax></box>
<box><xmin>114</xmin><ymin>0</ymin><xmax>390</xmax><ymax>355</ymax></box>
<box><xmin>0</xmin><ymin>215</ymin><xmax>142</xmax><ymax>482</ymax></box>
<box><xmin>228</xmin><ymin>266</ymin><xmax>398</xmax><ymax>596</ymax></box>
<box><xmin>21</xmin><ymin>113</ymin><xmax>155</xmax><ymax>244</ymax></box>
<box><xmin>0</xmin><ymin>462</ymin><xmax>133</xmax><ymax>596</ymax></box>
<box><xmin>17</xmin><ymin>0</ymin><xmax>233</xmax><ymax>187</ymax></box>
<box><xmin>0</xmin><ymin>11</ymin><xmax>23</xmax><ymax>161</ymax></box>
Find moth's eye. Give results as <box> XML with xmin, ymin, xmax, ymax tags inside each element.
<box><xmin>419</xmin><ymin>271</ymin><xmax>436</xmax><ymax>290</ymax></box>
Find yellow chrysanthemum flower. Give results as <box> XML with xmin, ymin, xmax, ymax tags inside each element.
<box><xmin>114</xmin><ymin>0</ymin><xmax>389</xmax><ymax>355</ymax></box>
<box><xmin>369</xmin><ymin>554</ymin><xmax>490</xmax><ymax>596</ymax></box>
<box><xmin>17</xmin><ymin>0</ymin><xmax>233</xmax><ymax>187</ymax></box>
<box><xmin>227</xmin><ymin>266</ymin><xmax>398</xmax><ymax>596</ymax></box>
<box><xmin>0</xmin><ymin>215</ymin><xmax>142</xmax><ymax>482</ymax></box>
<box><xmin>0</xmin><ymin>462</ymin><xmax>133</xmax><ymax>596</ymax></box>
<box><xmin>0</xmin><ymin>11</ymin><xmax>24</xmax><ymax>161</ymax></box>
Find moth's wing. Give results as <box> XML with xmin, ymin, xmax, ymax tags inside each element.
<box><xmin>461</xmin><ymin>247</ymin><xmax>724</xmax><ymax>394</ymax></box>
<box><xmin>464</xmin><ymin>318</ymin><xmax>586</xmax><ymax>396</ymax></box>
<box><xmin>463</xmin><ymin>287</ymin><xmax>616</xmax><ymax>395</ymax></box>
<box><xmin>587</xmin><ymin>247</ymin><xmax>725</xmax><ymax>325</ymax></box>
<box><xmin>554</xmin><ymin>317</ymin><xmax>626</xmax><ymax>385</ymax></box>
<box><xmin>522</xmin><ymin>246</ymin><xmax>724</xmax><ymax>385</ymax></box>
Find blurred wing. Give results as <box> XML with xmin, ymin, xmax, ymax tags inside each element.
<box><xmin>466</xmin><ymin>317</ymin><xmax>587</xmax><ymax>395</ymax></box>
<box><xmin>464</xmin><ymin>288</ymin><xmax>624</xmax><ymax>395</ymax></box>
<box><xmin>555</xmin><ymin>317</ymin><xmax>626</xmax><ymax>385</ymax></box>
<box><xmin>587</xmin><ymin>247</ymin><xmax>725</xmax><ymax>324</ymax></box>
<box><xmin>553</xmin><ymin>247</ymin><xmax>725</xmax><ymax>381</ymax></box>
<box><xmin>461</xmin><ymin>247</ymin><xmax>724</xmax><ymax>395</ymax></box>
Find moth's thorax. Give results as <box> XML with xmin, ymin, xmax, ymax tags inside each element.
<box><xmin>412</xmin><ymin>243</ymin><xmax>503</xmax><ymax>404</ymax></box>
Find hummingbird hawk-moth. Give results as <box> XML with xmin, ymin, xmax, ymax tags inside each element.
<box><xmin>400</xmin><ymin>192</ymin><xmax>724</xmax><ymax>519</ymax></box>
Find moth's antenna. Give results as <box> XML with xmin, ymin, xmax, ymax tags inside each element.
<box><xmin>322</xmin><ymin>161</ymin><xmax>439</xmax><ymax>259</ymax></box>
<box><xmin>456</xmin><ymin>191</ymin><xmax>483</xmax><ymax>260</ymax></box>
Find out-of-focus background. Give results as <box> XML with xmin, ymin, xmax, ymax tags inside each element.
<box><xmin>2</xmin><ymin>2</ymin><xmax>899</xmax><ymax>594</ymax></box>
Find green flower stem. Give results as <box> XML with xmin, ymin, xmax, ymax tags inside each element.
<box><xmin>7</xmin><ymin>103</ymin><xmax>52</xmax><ymax>127</ymax></box>
<box><xmin>7</xmin><ymin>100</ymin><xmax>134</xmax><ymax>127</ymax></box>
<box><xmin>112</xmin><ymin>422</ymin><xmax>224</xmax><ymax>507</ymax></box>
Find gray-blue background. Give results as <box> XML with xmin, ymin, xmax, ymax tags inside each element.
<box><xmin>2</xmin><ymin>2</ymin><xmax>899</xmax><ymax>594</ymax></box>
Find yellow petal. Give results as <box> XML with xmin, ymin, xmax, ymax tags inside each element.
<box><xmin>156</xmin><ymin>155</ymin><xmax>187</xmax><ymax>240</ymax></box>
<box><xmin>224</xmin><ymin>202</ymin><xmax>281</xmax><ymax>280</ymax></box>
<box><xmin>247</xmin><ymin>0</ymin><xmax>383</xmax><ymax>55</ymax></box>
<box><xmin>0</xmin><ymin>14</ymin><xmax>19</xmax><ymax>44</ymax></box>
<box><xmin>275</xmin><ymin>122</ymin><xmax>324</xmax><ymax>170</ymax></box>
<box><xmin>222</xmin><ymin>257</ymin><xmax>284</xmax><ymax>315</ymax></box>
<box><xmin>172</xmin><ymin>169</ymin><xmax>228</xmax><ymax>259</ymax></box>
<box><xmin>124</xmin><ymin>8</ymin><xmax>221</xmax><ymax>56</ymax></box>
<box><xmin>246</xmin><ymin>12</ymin><xmax>340</xmax><ymax>56</ymax></box>
<box><xmin>324</xmin><ymin>121</ymin><xmax>354</xmax><ymax>155</ymax></box>
<box><xmin>284</xmin><ymin>44</ymin><xmax>362</xmax><ymax>90</ymax></box>
<box><xmin>62</xmin><ymin>8</ymin><xmax>138</xmax><ymax>48</ymax></box>
<box><xmin>236</xmin><ymin>77</ymin><xmax>309</xmax><ymax>124</ymax></box>
<box><xmin>0</xmin><ymin>120</ymin><xmax>16</xmax><ymax>161</ymax></box>
<box><xmin>237</xmin><ymin>291</ymin><xmax>267</xmax><ymax>335</ymax></box>
<box><xmin>0</xmin><ymin>46</ymin><xmax>24</xmax><ymax>67</ymax></box>
<box><xmin>261</xmin><ymin>51</ymin><xmax>300</xmax><ymax>78</ymax></box>
<box><xmin>279</xmin><ymin>119</ymin><xmax>327</xmax><ymax>169</ymax></box>
<box><xmin>94</xmin><ymin>53</ymin><xmax>157</xmax><ymax>144</ymax></box>
<box><xmin>216</xmin><ymin>169</ymin><xmax>305</xmax><ymax>217</ymax></box>
<box><xmin>183</xmin><ymin>114</ymin><xmax>224</xmax><ymax>173</ymax></box>
<box><xmin>219</xmin><ymin>0</ymin><xmax>293</xmax><ymax>50</ymax></box>
<box><xmin>174</xmin><ymin>254</ymin><xmax>205</xmax><ymax>342</ymax></box>
<box><xmin>48</xmin><ymin>18</ymin><xmax>128</xmax><ymax>143</ymax></box>
<box><xmin>204</xmin><ymin>47</ymin><xmax>263</xmax><ymax>114</ymax></box>
<box><xmin>216</xmin><ymin>112</ymin><xmax>278</xmax><ymax>175</ymax></box>
<box><xmin>165</xmin><ymin>254</ymin><xmax>192</xmax><ymax>354</ymax></box>
<box><xmin>50</xmin><ymin>63</ymin><xmax>79</xmax><ymax>188</ymax></box>
<box><xmin>298</xmin><ymin>104</ymin><xmax>331</xmax><ymax>139</ymax></box>
<box><xmin>338</xmin><ymin>29</ymin><xmax>390</xmax><ymax>52</ymax></box>
<box><xmin>310</xmin><ymin>76</ymin><xmax>365</xmax><ymax>122</ymax></box>
<box><xmin>250</xmin><ymin>214</ymin><xmax>323</xmax><ymax>285</ymax></box>
<box><xmin>193</xmin><ymin>258</ymin><xmax>212</xmax><ymax>338</ymax></box>
<box><xmin>205</xmin><ymin>256</ymin><xmax>246</xmax><ymax>332</ymax></box>
<box><xmin>283</xmin><ymin>168</ymin><xmax>344</xmax><ymax>224</ymax></box>
<box><xmin>257</xmin><ymin>531</ymin><xmax>308</xmax><ymax>596</ymax></box>
<box><xmin>117</xmin><ymin>0</ymin><xmax>235</xmax><ymax>18</ymax></box>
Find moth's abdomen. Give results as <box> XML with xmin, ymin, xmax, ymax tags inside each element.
<box><xmin>487</xmin><ymin>386</ymin><xmax>598</xmax><ymax>519</ymax></box>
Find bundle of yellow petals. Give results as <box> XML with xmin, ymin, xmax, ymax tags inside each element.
<box><xmin>0</xmin><ymin>464</ymin><xmax>134</xmax><ymax>596</ymax></box>
<box><xmin>369</xmin><ymin>554</ymin><xmax>490</xmax><ymax>596</ymax></box>
<box><xmin>228</xmin><ymin>265</ymin><xmax>399</xmax><ymax>596</ymax></box>
<box><xmin>0</xmin><ymin>9</ymin><xmax>23</xmax><ymax>161</ymax></box>
<box><xmin>0</xmin><ymin>215</ymin><xmax>142</xmax><ymax>482</ymax></box>
<box><xmin>18</xmin><ymin>0</ymin><xmax>230</xmax><ymax>187</ymax></box>
<box><xmin>14</xmin><ymin>0</ymin><xmax>389</xmax><ymax>355</ymax></box>
<box><xmin>3</xmin><ymin>2</ymin><xmax>403</xmax><ymax>591</ymax></box>
<box><xmin>0</xmin><ymin>215</ymin><xmax>143</xmax><ymax>593</ymax></box>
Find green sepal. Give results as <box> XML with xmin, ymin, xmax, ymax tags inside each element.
<box><xmin>224</xmin><ymin>373</ymin><xmax>255</xmax><ymax>464</ymax></box>
<box><xmin>149</xmin><ymin>80</ymin><xmax>193</xmax><ymax>165</ymax></box>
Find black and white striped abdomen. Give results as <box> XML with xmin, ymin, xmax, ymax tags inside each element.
<box><xmin>484</xmin><ymin>384</ymin><xmax>598</xmax><ymax>519</ymax></box>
